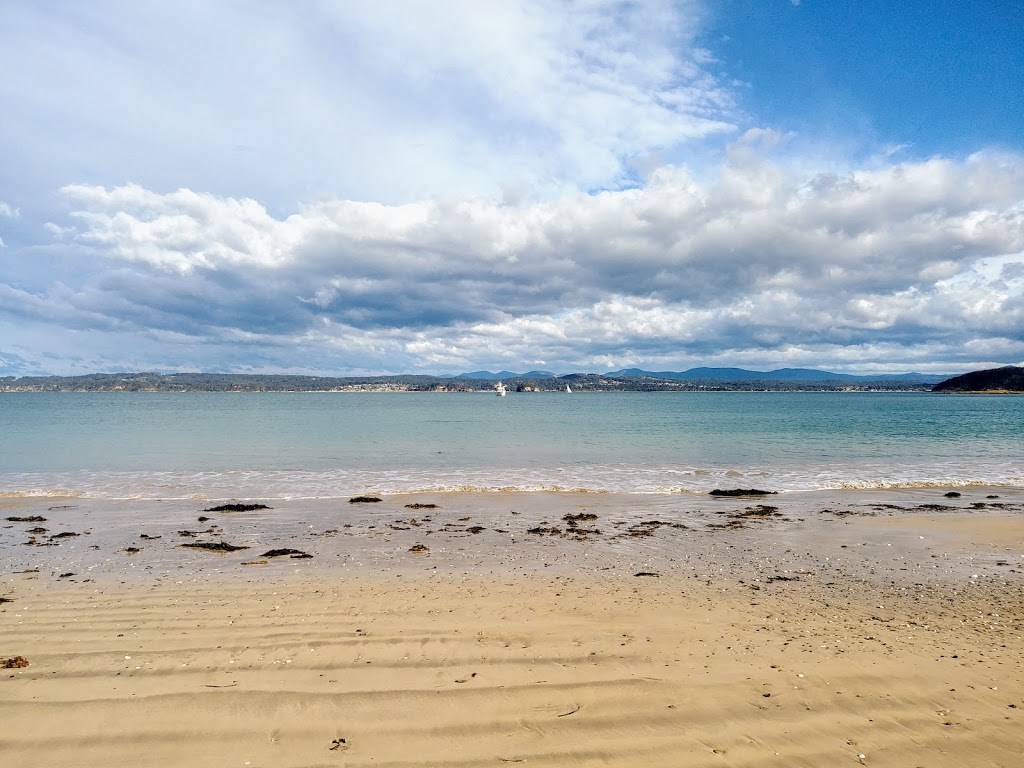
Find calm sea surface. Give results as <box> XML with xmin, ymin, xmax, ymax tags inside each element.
<box><xmin>1</xmin><ymin>392</ymin><xmax>1022</xmax><ymax>499</ymax></box>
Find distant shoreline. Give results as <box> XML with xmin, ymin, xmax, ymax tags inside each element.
<box><xmin>0</xmin><ymin>372</ymin><xmax>939</xmax><ymax>394</ymax></box>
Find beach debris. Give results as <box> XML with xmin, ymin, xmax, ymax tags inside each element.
<box><xmin>139</xmin><ymin>533</ymin><xmax>161</xmax><ymax>540</ymax></box>
<box><xmin>48</xmin><ymin>531</ymin><xmax>80</xmax><ymax>540</ymax></box>
<box><xmin>7</xmin><ymin>515</ymin><xmax>47</xmax><ymax>522</ymax></box>
<box><xmin>241</xmin><ymin>560</ymin><xmax>268</xmax><ymax>566</ymax></box>
<box><xmin>527</xmin><ymin>522</ymin><xmax>600</xmax><ymax>540</ymax></box>
<box><xmin>943</xmin><ymin>491</ymin><xmax>961</xmax><ymax>498</ymax></box>
<box><xmin>735</xmin><ymin>505</ymin><xmax>782</xmax><ymax>518</ymax></box>
<box><xmin>197</xmin><ymin>516</ymin><xmax>210</xmax><ymax>522</ymax></box>
<box><xmin>350</xmin><ymin>496</ymin><xmax>382</xmax><ymax>503</ymax></box>
<box><xmin>329</xmin><ymin>737</ymin><xmax>350</xmax><ymax>751</ymax></box>
<box><xmin>563</xmin><ymin>512</ymin><xmax>597</xmax><ymax>524</ymax></box>
<box><xmin>624</xmin><ymin>520</ymin><xmax>687</xmax><ymax>538</ymax></box>
<box><xmin>2</xmin><ymin>656</ymin><xmax>29</xmax><ymax>669</ymax></box>
<box><xmin>203</xmin><ymin>503</ymin><xmax>270</xmax><ymax>512</ymax></box>
<box><xmin>634</xmin><ymin>572</ymin><xmax>660</xmax><ymax>577</ymax></box>
<box><xmin>58</xmin><ymin>572</ymin><xmax>74</xmax><ymax>578</ymax></box>
<box><xmin>405</xmin><ymin>502</ymin><xmax>437</xmax><ymax>509</ymax></box>
<box><xmin>709</xmin><ymin>504</ymin><xmax>783</xmax><ymax>530</ymax></box>
<box><xmin>465</xmin><ymin>526</ymin><xmax>485</xmax><ymax>534</ymax></box>
<box><xmin>709</xmin><ymin>488</ymin><xmax>777</xmax><ymax>496</ymax></box>
<box><xmin>0</xmin><ymin>596</ymin><xmax>14</xmax><ymax>604</ymax></box>
<box><xmin>822</xmin><ymin>508</ymin><xmax>860</xmax><ymax>517</ymax></box>
<box><xmin>556</xmin><ymin>704</ymin><xmax>581</xmax><ymax>717</ymax></box>
<box><xmin>180</xmin><ymin>541</ymin><xmax>250</xmax><ymax>553</ymax></box>
<box><xmin>408</xmin><ymin>543</ymin><xmax>429</xmax><ymax>553</ymax></box>
<box><xmin>123</xmin><ymin>547</ymin><xmax>142</xmax><ymax>554</ymax></box>
<box><xmin>27</xmin><ymin>527</ymin><xmax>48</xmax><ymax>534</ymax></box>
<box><xmin>261</xmin><ymin>548</ymin><xmax>312</xmax><ymax>559</ymax></box>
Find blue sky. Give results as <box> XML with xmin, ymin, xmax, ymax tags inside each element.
<box><xmin>1</xmin><ymin>0</ymin><xmax>1022</xmax><ymax>376</ymax></box>
<box><xmin>710</xmin><ymin>1</ymin><xmax>1023</xmax><ymax>160</ymax></box>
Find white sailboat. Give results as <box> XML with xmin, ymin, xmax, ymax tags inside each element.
<box><xmin>565</xmin><ymin>384</ymin><xmax>572</xmax><ymax>393</ymax></box>
<box><xmin>495</xmin><ymin>381</ymin><xmax>507</xmax><ymax>397</ymax></box>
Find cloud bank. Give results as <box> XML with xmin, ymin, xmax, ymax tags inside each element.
<box><xmin>3</xmin><ymin>140</ymin><xmax>1021</xmax><ymax>375</ymax></box>
<box><xmin>1</xmin><ymin>1</ymin><xmax>1022</xmax><ymax>375</ymax></box>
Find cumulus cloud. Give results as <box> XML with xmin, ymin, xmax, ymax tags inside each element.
<box><xmin>2</xmin><ymin>2</ymin><xmax>1023</xmax><ymax>375</ymax></box>
<box><xmin>3</xmin><ymin>146</ymin><xmax>1016</xmax><ymax>374</ymax></box>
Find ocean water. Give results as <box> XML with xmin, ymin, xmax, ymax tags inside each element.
<box><xmin>1</xmin><ymin>391</ymin><xmax>1022</xmax><ymax>499</ymax></box>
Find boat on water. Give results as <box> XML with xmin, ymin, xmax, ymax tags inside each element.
<box><xmin>565</xmin><ymin>384</ymin><xmax>572</xmax><ymax>393</ymax></box>
<box><xmin>495</xmin><ymin>381</ymin><xmax>507</xmax><ymax>397</ymax></box>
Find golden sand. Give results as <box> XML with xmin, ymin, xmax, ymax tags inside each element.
<box><xmin>2</xmin><ymin>490</ymin><xmax>1023</xmax><ymax>766</ymax></box>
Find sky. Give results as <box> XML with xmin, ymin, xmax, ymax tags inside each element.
<box><xmin>1</xmin><ymin>0</ymin><xmax>1023</xmax><ymax>377</ymax></box>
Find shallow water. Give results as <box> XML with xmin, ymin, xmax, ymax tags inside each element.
<box><xmin>1</xmin><ymin>391</ymin><xmax>1022</xmax><ymax>498</ymax></box>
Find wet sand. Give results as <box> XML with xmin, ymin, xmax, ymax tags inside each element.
<box><xmin>2</xmin><ymin>488</ymin><xmax>1023</xmax><ymax>766</ymax></box>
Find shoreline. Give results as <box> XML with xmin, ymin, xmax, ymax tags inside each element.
<box><xmin>3</xmin><ymin>488</ymin><xmax>1023</xmax><ymax>766</ymax></box>
<box><xmin>3</xmin><ymin>486</ymin><xmax>1024</xmax><ymax>585</ymax></box>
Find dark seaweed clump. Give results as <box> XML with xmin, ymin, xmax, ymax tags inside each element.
<box><xmin>350</xmin><ymin>496</ymin><xmax>382</xmax><ymax>503</ymax></box>
<box><xmin>180</xmin><ymin>541</ymin><xmax>250</xmax><ymax>552</ymax></box>
<box><xmin>709</xmin><ymin>488</ymin><xmax>777</xmax><ymax>497</ymax></box>
<box><xmin>203</xmin><ymin>503</ymin><xmax>271</xmax><ymax>512</ymax></box>
<box><xmin>261</xmin><ymin>548</ymin><xmax>312</xmax><ymax>558</ymax></box>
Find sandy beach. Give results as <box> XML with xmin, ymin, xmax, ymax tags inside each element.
<box><xmin>3</xmin><ymin>488</ymin><xmax>1023</xmax><ymax>767</ymax></box>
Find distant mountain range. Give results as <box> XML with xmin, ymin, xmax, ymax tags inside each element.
<box><xmin>449</xmin><ymin>367</ymin><xmax>951</xmax><ymax>383</ymax></box>
<box><xmin>2</xmin><ymin>367</ymin><xmax>985</xmax><ymax>393</ymax></box>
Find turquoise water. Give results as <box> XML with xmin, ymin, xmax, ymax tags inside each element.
<box><xmin>1</xmin><ymin>391</ymin><xmax>1022</xmax><ymax>498</ymax></box>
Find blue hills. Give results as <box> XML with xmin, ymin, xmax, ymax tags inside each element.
<box><xmin>446</xmin><ymin>367</ymin><xmax>949</xmax><ymax>383</ymax></box>
<box><xmin>605</xmin><ymin>367</ymin><xmax>949</xmax><ymax>383</ymax></box>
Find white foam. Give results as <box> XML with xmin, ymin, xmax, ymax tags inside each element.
<box><xmin>3</xmin><ymin>459</ymin><xmax>1022</xmax><ymax>500</ymax></box>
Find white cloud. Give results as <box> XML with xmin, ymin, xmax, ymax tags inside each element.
<box><xmin>1</xmin><ymin>146</ymin><xmax>1010</xmax><ymax>373</ymax></box>
<box><xmin>3</xmin><ymin>2</ymin><xmax>1024</xmax><ymax>376</ymax></box>
<box><xmin>0</xmin><ymin>0</ymin><xmax>735</xmax><ymax>210</ymax></box>
<box><xmin>0</xmin><ymin>200</ymin><xmax>18</xmax><ymax>247</ymax></box>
